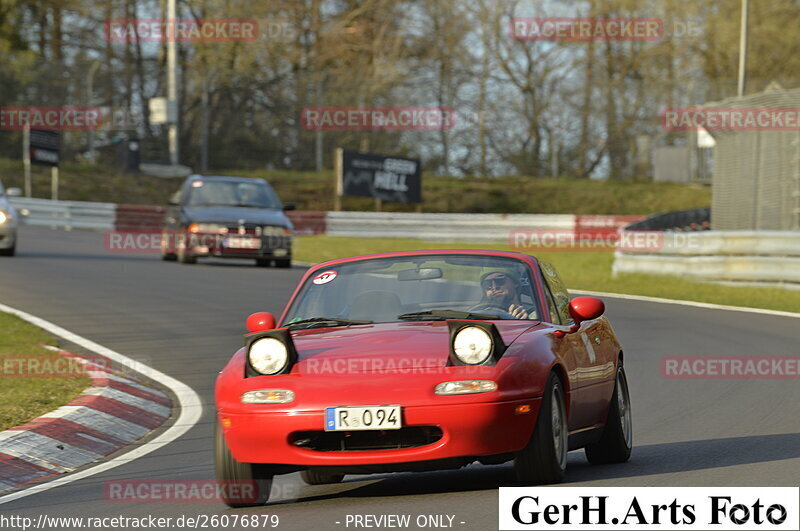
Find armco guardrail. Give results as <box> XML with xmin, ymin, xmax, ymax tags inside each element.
<box><xmin>11</xmin><ymin>197</ymin><xmax>642</xmax><ymax>244</ymax></box>
<box><xmin>613</xmin><ymin>230</ymin><xmax>800</xmax><ymax>286</ymax></box>
<box><xmin>9</xmin><ymin>197</ymin><xmax>115</xmax><ymax>230</ymax></box>
<box><xmin>326</xmin><ymin>212</ymin><xmax>576</xmax><ymax>241</ymax></box>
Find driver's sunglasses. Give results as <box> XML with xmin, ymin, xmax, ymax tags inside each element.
<box><xmin>482</xmin><ymin>275</ymin><xmax>508</xmax><ymax>289</ymax></box>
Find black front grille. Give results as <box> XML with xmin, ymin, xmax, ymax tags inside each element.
<box><xmin>291</xmin><ymin>427</ymin><xmax>443</xmax><ymax>451</ymax></box>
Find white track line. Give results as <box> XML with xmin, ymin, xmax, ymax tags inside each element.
<box><xmin>570</xmin><ymin>289</ymin><xmax>800</xmax><ymax>319</ymax></box>
<box><xmin>0</xmin><ymin>302</ymin><xmax>203</xmax><ymax>505</ymax></box>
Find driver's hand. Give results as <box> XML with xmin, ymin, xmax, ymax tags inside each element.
<box><xmin>508</xmin><ymin>304</ymin><xmax>529</xmax><ymax>319</ymax></box>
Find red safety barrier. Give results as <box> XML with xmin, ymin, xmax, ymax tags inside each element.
<box><xmin>115</xmin><ymin>204</ymin><xmax>167</xmax><ymax>232</ymax></box>
<box><xmin>574</xmin><ymin>214</ymin><xmax>645</xmax><ymax>238</ymax></box>
<box><xmin>286</xmin><ymin>210</ymin><xmax>327</xmax><ymax>235</ymax></box>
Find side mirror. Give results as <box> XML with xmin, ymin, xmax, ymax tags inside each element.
<box><xmin>246</xmin><ymin>312</ymin><xmax>276</xmax><ymax>333</ymax></box>
<box><xmin>282</xmin><ymin>202</ymin><xmax>296</xmax><ymax>211</ymax></box>
<box><xmin>6</xmin><ymin>187</ymin><xmax>22</xmax><ymax>197</ymax></box>
<box><xmin>568</xmin><ymin>296</ymin><xmax>605</xmax><ymax>324</ymax></box>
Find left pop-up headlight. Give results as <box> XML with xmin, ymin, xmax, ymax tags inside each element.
<box><xmin>248</xmin><ymin>337</ymin><xmax>289</xmax><ymax>375</ymax></box>
<box><xmin>453</xmin><ymin>326</ymin><xmax>493</xmax><ymax>365</ymax></box>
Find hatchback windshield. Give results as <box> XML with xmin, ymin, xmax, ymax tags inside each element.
<box><xmin>282</xmin><ymin>255</ymin><xmax>540</xmax><ymax>326</ymax></box>
<box><xmin>185</xmin><ymin>179</ymin><xmax>282</xmax><ymax>209</ymax></box>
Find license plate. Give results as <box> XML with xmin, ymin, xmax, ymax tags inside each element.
<box><xmin>325</xmin><ymin>405</ymin><xmax>401</xmax><ymax>431</ymax></box>
<box><xmin>225</xmin><ymin>236</ymin><xmax>260</xmax><ymax>249</ymax></box>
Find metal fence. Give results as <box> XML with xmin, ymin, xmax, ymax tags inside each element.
<box><xmin>9</xmin><ymin>197</ymin><xmax>116</xmax><ymax>231</ymax></box>
<box><xmin>10</xmin><ymin>197</ymin><xmax>637</xmax><ymax>243</ymax></box>
<box><xmin>707</xmin><ymin>85</ymin><xmax>800</xmax><ymax>230</ymax></box>
<box><xmin>325</xmin><ymin>212</ymin><xmax>576</xmax><ymax>241</ymax></box>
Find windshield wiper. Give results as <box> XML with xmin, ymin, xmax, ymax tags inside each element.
<box><xmin>286</xmin><ymin>317</ymin><xmax>373</xmax><ymax>330</ymax></box>
<box><xmin>397</xmin><ymin>310</ymin><xmax>499</xmax><ymax>321</ymax></box>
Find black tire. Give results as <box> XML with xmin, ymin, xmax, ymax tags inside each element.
<box><xmin>514</xmin><ymin>371</ymin><xmax>568</xmax><ymax>484</ymax></box>
<box><xmin>585</xmin><ymin>365</ymin><xmax>632</xmax><ymax>465</ymax></box>
<box><xmin>300</xmin><ymin>469</ymin><xmax>344</xmax><ymax>485</ymax></box>
<box><xmin>255</xmin><ymin>258</ymin><xmax>271</xmax><ymax>267</ymax></box>
<box><xmin>214</xmin><ymin>422</ymin><xmax>273</xmax><ymax>507</ymax></box>
<box><xmin>0</xmin><ymin>244</ymin><xmax>15</xmax><ymax>257</ymax></box>
<box><xmin>160</xmin><ymin>231</ymin><xmax>177</xmax><ymax>261</ymax></box>
<box><xmin>177</xmin><ymin>247</ymin><xmax>196</xmax><ymax>264</ymax></box>
<box><xmin>275</xmin><ymin>258</ymin><xmax>292</xmax><ymax>268</ymax></box>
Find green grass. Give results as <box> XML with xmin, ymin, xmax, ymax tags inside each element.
<box><xmin>0</xmin><ymin>157</ymin><xmax>710</xmax><ymax>215</ymax></box>
<box><xmin>0</xmin><ymin>313</ymin><xmax>91</xmax><ymax>431</ymax></box>
<box><xmin>293</xmin><ymin>236</ymin><xmax>800</xmax><ymax>314</ymax></box>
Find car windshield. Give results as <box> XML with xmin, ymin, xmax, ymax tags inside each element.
<box><xmin>185</xmin><ymin>179</ymin><xmax>281</xmax><ymax>209</ymax></box>
<box><xmin>282</xmin><ymin>255</ymin><xmax>540</xmax><ymax>325</ymax></box>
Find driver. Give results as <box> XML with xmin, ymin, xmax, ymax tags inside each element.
<box><xmin>479</xmin><ymin>270</ymin><xmax>530</xmax><ymax>319</ymax></box>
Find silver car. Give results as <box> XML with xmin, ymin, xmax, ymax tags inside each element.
<box><xmin>0</xmin><ymin>180</ymin><xmax>21</xmax><ymax>256</ymax></box>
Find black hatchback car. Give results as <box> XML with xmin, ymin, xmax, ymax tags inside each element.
<box><xmin>162</xmin><ymin>175</ymin><xmax>294</xmax><ymax>267</ymax></box>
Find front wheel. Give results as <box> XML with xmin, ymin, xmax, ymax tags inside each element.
<box><xmin>514</xmin><ymin>371</ymin><xmax>568</xmax><ymax>484</ymax></box>
<box><xmin>214</xmin><ymin>422</ymin><xmax>273</xmax><ymax>507</ymax></box>
<box><xmin>0</xmin><ymin>244</ymin><xmax>15</xmax><ymax>257</ymax></box>
<box><xmin>177</xmin><ymin>246</ymin><xmax>196</xmax><ymax>264</ymax></box>
<box><xmin>585</xmin><ymin>365</ymin><xmax>632</xmax><ymax>464</ymax></box>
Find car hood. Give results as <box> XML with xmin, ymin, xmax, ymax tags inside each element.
<box><xmin>289</xmin><ymin>321</ymin><xmax>537</xmax><ymax>374</ymax></box>
<box><xmin>183</xmin><ymin>206</ymin><xmax>291</xmax><ymax>227</ymax></box>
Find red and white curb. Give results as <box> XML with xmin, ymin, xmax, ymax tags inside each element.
<box><xmin>0</xmin><ymin>347</ymin><xmax>173</xmax><ymax>493</ymax></box>
<box><xmin>0</xmin><ymin>302</ymin><xmax>201</xmax><ymax>506</ymax></box>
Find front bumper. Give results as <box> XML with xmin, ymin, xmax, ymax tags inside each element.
<box><xmin>219</xmin><ymin>397</ymin><xmax>541</xmax><ymax>466</ymax></box>
<box><xmin>0</xmin><ymin>223</ymin><xmax>16</xmax><ymax>249</ymax></box>
<box><xmin>187</xmin><ymin>234</ymin><xmax>291</xmax><ymax>259</ymax></box>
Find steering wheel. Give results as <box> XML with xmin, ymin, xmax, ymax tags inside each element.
<box><xmin>468</xmin><ymin>303</ymin><xmax>515</xmax><ymax>320</ymax></box>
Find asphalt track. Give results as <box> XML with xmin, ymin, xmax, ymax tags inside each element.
<box><xmin>1</xmin><ymin>226</ymin><xmax>799</xmax><ymax>531</ymax></box>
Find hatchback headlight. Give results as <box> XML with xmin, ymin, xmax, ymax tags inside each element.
<box><xmin>0</xmin><ymin>210</ymin><xmax>8</xmax><ymax>224</ymax></box>
<box><xmin>248</xmin><ymin>337</ymin><xmax>289</xmax><ymax>375</ymax></box>
<box><xmin>188</xmin><ymin>222</ymin><xmax>227</xmax><ymax>234</ymax></box>
<box><xmin>452</xmin><ymin>326</ymin><xmax>493</xmax><ymax>365</ymax></box>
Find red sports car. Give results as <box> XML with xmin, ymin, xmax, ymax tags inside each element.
<box><xmin>214</xmin><ymin>250</ymin><xmax>632</xmax><ymax>507</ymax></box>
